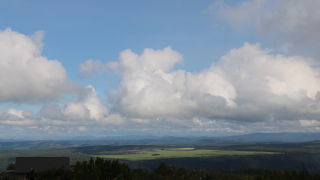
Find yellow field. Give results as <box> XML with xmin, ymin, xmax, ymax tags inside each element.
<box><xmin>94</xmin><ymin>148</ymin><xmax>277</xmax><ymax>161</ymax></box>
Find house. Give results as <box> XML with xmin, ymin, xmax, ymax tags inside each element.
<box><xmin>15</xmin><ymin>157</ymin><xmax>70</xmax><ymax>173</ymax></box>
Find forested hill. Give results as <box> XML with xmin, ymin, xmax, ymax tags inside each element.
<box><xmin>2</xmin><ymin>132</ymin><xmax>320</xmax><ymax>150</ymax></box>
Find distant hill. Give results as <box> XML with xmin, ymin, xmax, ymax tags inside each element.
<box><xmin>199</xmin><ymin>132</ymin><xmax>320</xmax><ymax>143</ymax></box>
<box><xmin>1</xmin><ymin>132</ymin><xmax>320</xmax><ymax>150</ymax></box>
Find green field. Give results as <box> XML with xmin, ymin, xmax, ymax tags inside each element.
<box><xmin>94</xmin><ymin>148</ymin><xmax>278</xmax><ymax>161</ymax></box>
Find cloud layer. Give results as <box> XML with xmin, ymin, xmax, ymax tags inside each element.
<box><xmin>0</xmin><ymin>29</ymin><xmax>68</xmax><ymax>103</ymax></box>
<box><xmin>107</xmin><ymin>47</ymin><xmax>236</xmax><ymax>121</ymax></box>
<box><xmin>78</xmin><ymin>43</ymin><xmax>320</xmax><ymax>132</ymax></box>
<box><xmin>102</xmin><ymin>44</ymin><xmax>320</xmax><ymax>125</ymax></box>
<box><xmin>212</xmin><ymin>0</ymin><xmax>320</xmax><ymax>53</ymax></box>
<box><xmin>2</xmin><ymin>17</ymin><xmax>320</xmax><ymax>137</ymax></box>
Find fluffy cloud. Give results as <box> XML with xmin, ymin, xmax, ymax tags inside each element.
<box><xmin>3</xmin><ymin>43</ymin><xmax>319</xmax><ymax>136</ymax></box>
<box><xmin>106</xmin><ymin>44</ymin><xmax>320</xmax><ymax>126</ymax></box>
<box><xmin>78</xmin><ymin>59</ymin><xmax>109</xmax><ymax>78</ymax></box>
<box><xmin>0</xmin><ymin>108</ymin><xmax>36</xmax><ymax>127</ymax></box>
<box><xmin>217</xmin><ymin>43</ymin><xmax>320</xmax><ymax>121</ymax></box>
<box><xmin>108</xmin><ymin>47</ymin><xmax>236</xmax><ymax>120</ymax></box>
<box><xmin>40</xmin><ymin>85</ymin><xmax>108</xmax><ymax>122</ymax></box>
<box><xmin>212</xmin><ymin>0</ymin><xmax>320</xmax><ymax>53</ymax></box>
<box><xmin>0</xmin><ymin>85</ymin><xmax>112</xmax><ymax>137</ymax></box>
<box><xmin>211</xmin><ymin>0</ymin><xmax>269</xmax><ymax>29</ymax></box>
<box><xmin>2</xmin><ymin>28</ymin><xmax>320</xmax><ymax>136</ymax></box>
<box><xmin>0</xmin><ymin>29</ymin><xmax>68</xmax><ymax>103</ymax></box>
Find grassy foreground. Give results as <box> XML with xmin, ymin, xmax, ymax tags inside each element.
<box><xmin>94</xmin><ymin>148</ymin><xmax>278</xmax><ymax>161</ymax></box>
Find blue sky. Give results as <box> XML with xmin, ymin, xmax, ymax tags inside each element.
<box><xmin>0</xmin><ymin>0</ymin><xmax>250</xmax><ymax>108</ymax></box>
<box><xmin>0</xmin><ymin>0</ymin><xmax>257</xmax><ymax>71</ymax></box>
<box><xmin>1</xmin><ymin>0</ymin><xmax>320</xmax><ymax>139</ymax></box>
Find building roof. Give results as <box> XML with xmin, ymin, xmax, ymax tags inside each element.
<box><xmin>15</xmin><ymin>157</ymin><xmax>69</xmax><ymax>173</ymax></box>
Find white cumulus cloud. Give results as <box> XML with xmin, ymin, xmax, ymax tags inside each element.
<box><xmin>105</xmin><ymin>44</ymin><xmax>320</xmax><ymax>125</ymax></box>
<box><xmin>211</xmin><ymin>0</ymin><xmax>320</xmax><ymax>54</ymax></box>
<box><xmin>108</xmin><ymin>47</ymin><xmax>236</xmax><ymax>120</ymax></box>
<box><xmin>78</xmin><ymin>59</ymin><xmax>109</xmax><ymax>78</ymax></box>
<box><xmin>0</xmin><ymin>29</ymin><xmax>68</xmax><ymax>103</ymax></box>
<box><xmin>40</xmin><ymin>85</ymin><xmax>108</xmax><ymax>122</ymax></box>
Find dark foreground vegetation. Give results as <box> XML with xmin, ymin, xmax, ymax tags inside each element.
<box><xmin>2</xmin><ymin>158</ymin><xmax>320</xmax><ymax>180</ymax></box>
<box><xmin>2</xmin><ymin>138</ymin><xmax>320</xmax><ymax>179</ymax></box>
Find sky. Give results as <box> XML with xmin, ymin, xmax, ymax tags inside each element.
<box><xmin>1</xmin><ymin>0</ymin><xmax>320</xmax><ymax>139</ymax></box>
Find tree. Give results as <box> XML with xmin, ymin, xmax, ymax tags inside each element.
<box><xmin>6</xmin><ymin>162</ymin><xmax>15</xmax><ymax>170</ymax></box>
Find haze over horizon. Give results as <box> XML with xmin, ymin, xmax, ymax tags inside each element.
<box><xmin>1</xmin><ymin>0</ymin><xmax>320</xmax><ymax>139</ymax></box>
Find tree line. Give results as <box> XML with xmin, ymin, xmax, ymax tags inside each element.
<box><xmin>2</xmin><ymin>158</ymin><xmax>320</xmax><ymax>180</ymax></box>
